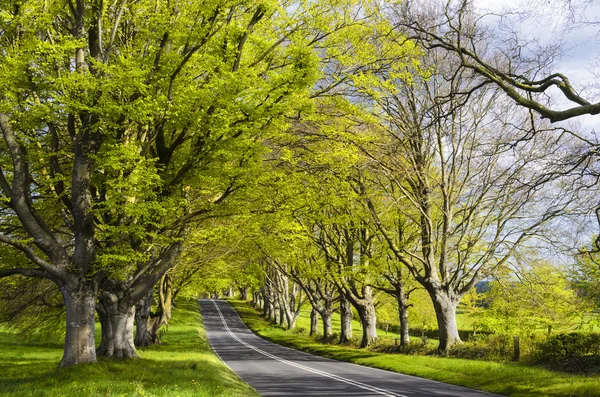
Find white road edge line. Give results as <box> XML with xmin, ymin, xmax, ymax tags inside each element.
<box><xmin>210</xmin><ymin>299</ymin><xmax>408</xmax><ymax>397</ymax></box>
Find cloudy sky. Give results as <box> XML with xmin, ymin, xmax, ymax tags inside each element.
<box><xmin>475</xmin><ymin>0</ymin><xmax>600</xmax><ymax>132</ymax></box>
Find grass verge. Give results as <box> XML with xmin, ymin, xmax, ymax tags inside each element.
<box><xmin>0</xmin><ymin>299</ymin><xmax>258</xmax><ymax>397</ymax></box>
<box><xmin>230</xmin><ymin>299</ymin><xmax>600</xmax><ymax>397</ymax></box>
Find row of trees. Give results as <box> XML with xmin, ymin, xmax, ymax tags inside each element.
<box><xmin>0</xmin><ymin>0</ymin><xmax>363</xmax><ymax>366</ymax></box>
<box><xmin>1</xmin><ymin>0</ymin><xmax>599</xmax><ymax>366</ymax></box>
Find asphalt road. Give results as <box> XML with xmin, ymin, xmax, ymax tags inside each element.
<box><xmin>199</xmin><ymin>299</ymin><xmax>503</xmax><ymax>397</ymax></box>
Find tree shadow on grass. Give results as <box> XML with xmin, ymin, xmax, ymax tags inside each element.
<box><xmin>1</xmin><ymin>356</ymin><xmax>255</xmax><ymax>397</ymax></box>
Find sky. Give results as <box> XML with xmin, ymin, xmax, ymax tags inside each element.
<box><xmin>474</xmin><ymin>0</ymin><xmax>600</xmax><ymax>133</ymax></box>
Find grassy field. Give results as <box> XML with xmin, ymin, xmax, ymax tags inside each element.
<box><xmin>0</xmin><ymin>299</ymin><xmax>258</xmax><ymax>397</ymax></box>
<box><xmin>231</xmin><ymin>300</ymin><xmax>600</xmax><ymax>397</ymax></box>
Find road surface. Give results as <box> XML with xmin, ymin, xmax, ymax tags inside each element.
<box><xmin>199</xmin><ymin>299</ymin><xmax>503</xmax><ymax>397</ymax></box>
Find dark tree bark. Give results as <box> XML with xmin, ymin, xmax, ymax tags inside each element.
<box><xmin>134</xmin><ymin>289</ymin><xmax>154</xmax><ymax>347</ymax></box>
<box><xmin>252</xmin><ymin>290</ymin><xmax>262</xmax><ymax>308</ymax></box>
<box><xmin>310</xmin><ymin>308</ymin><xmax>319</xmax><ymax>336</ymax></box>
<box><xmin>278</xmin><ymin>305</ymin><xmax>285</xmax><ymax>327</ymax></box>
<box><xmin>339</xmin><ymin>292</ymin><xmax>353</xmax><ymax>344</ymax></box>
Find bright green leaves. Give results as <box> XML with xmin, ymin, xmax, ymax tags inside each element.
<box><xmin>91</xmin><ymin>142</ymin><xmax>171</xmax><ymax>279</ymax></box>
<box><xmin>471</xmin><ymin>262</ymin><xmax>586</xmax><ymax>335</ymax></box>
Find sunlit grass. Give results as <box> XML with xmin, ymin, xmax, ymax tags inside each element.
<box><xmin>232</xmin><ymin>299</ymin><xmax>600</xmax><ymax>397</ymax></box>
<box><xmin>0</xmin><ymin>299</ymin><xmax>258</xmax><ymax>397</ymax></box>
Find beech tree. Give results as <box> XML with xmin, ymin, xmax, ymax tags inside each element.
<box><xmin>0</xmin><ymin>0</ymin><xmax>333</xmax><ymax>365</ymax></box>
<box><xmin>353</xmin><ymin>40</ymin><xmax>572</xmax><ymax>349</ymax></box>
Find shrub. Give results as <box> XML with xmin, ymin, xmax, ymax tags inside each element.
<box><xmin>533</xmin><ymin>332</ymin><xmax>600</xmax><ymax>373</ymax></box>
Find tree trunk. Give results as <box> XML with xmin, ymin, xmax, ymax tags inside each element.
<box><xmin>253</xmin><ymin>291</ymin><xmax>262</xmax><ymax>308</ymax></box>
<box><xmin>429</xmin><ymin>290</ymin><xmax>461</xmax><ymax>351</ymax></box>
<box><xmin>269</xmin><ymin>300</ymin><xmax>276</xmax><ymax>322</ymax></box>
<box><xmin>284</xmin><ymin>307</ymin><xmax>297</xmax><ymax>330</ymax></box>
<box><xmin>355</xmin><ymin>301</ymin><xmax>378</xmax><ymax>348</ymax></box>
<box><xmin>396</xmin><ymin>284</ymin><xmax>410</xmax><ymax>346</ymax></box>
<box><xmin>398</xmin><ymin>303</ymin><xmax>410</xmax><ymax>347</ymax></box>
<box><xmin>278</xmin><ymin>305</ymin><xmax>285</xmax><ymax>327</ymax></box>
<box><xmin>310</xmin><ymin>308</ymin><xmax>319</xmax><ymax>336</ymax></box>
<box><xmin>288</xmin><ymin>314</ymin><xmax>297</xmax><ymax>329</ymax></box>
<box><xmin>339</xmin><ymin>293</ymin><xmax>353</xmax><ymax>344</ymax></box>
<box><xmin>160</xmin><ymin>274</ymin><xmax>173</xmax><ymax>322</ymax></box>
<box><xmin>321</xmin><ymin>310</ymin><xmax>333</xmax><ymax>338</ymax></box>
<box><xmin>239</xmin><ymin>287</ymin><xmax>249</xmax><ymax>300</ymax></box>
<box><xmin>135</xmin><ymin>289</ymin><xmax>154</xmax><ymax>347</ymax></box>
<box><xmin>113</xmin><ymin>306</ymin><xmax>137</xmax><ymax>358</ymax></box>
<box><xmin>96</xmin><ymin>301</ymin><xmax>114</xmax><ymax>357</ymax></box>
<box><xmin>96</xmin><ymin>290</ymin><xmax>139</xmax><ymax>359</ymax></box>
<box><xmin>262</xmin><ymin>291</ymin><xmax>269</xmax><ymax>316</ymax></box>
<box><xmin>59</xmin><ymin>283</ymin><xmax>98</xmax><ymax>367</ymax></box>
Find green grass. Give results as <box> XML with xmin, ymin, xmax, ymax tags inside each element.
<box><xmin>231</xmin><ymin>300</ymin><xmax>600</xmax><ymax>397</ymax></box>
<box><xmin>0</xmin><ymin>299</ymin><xmax>258</xmax><ymax>397</ymax></box>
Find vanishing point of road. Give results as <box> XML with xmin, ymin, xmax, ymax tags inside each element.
<box><xmin>199</xmin><ymin>299</ymin><xmax>502</xmax><ymax>397</ymax></box>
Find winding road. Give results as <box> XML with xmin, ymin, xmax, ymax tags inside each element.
<box><xmin>199</xmin><ymin>299</ymin><xmax>503</xmax><ymax>397</ymax></box>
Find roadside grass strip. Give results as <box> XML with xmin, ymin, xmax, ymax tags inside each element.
<box><xmin>0</xmin><ymin>299</ymin><xmax>259</xmax><ymax>397</ymax></box>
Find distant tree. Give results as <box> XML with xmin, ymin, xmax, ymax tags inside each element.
<box><xmin>572</xmin><ymin>249</ymin><xmax>600</xmax><ymax>312</ymax></box>
<box><xmin>472</xmin><ymin>260</ymin><xmax>586</xmax><ymax>335</ymax></box>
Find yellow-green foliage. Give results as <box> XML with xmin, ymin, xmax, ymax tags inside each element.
<box><xmin>470</xmin><ymin>263</ymin><xmax>586</xmax><ymax>335</ymax></box>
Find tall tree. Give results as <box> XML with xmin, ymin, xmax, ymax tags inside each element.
<box><xmin>354</xmin><ymin>46</ymin><xmax>570</xmax><ymax>350</ymax></box>
<box><xmin>0</xmin><ymin>0</ymin><xmax>330</xmax><ymax>365</ymax></box>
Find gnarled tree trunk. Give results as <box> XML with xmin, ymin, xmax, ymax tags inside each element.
<box><xmin>239</xmin><ymin>286</ymin><xmax>249</xmax><ymax>300</ymax></box>
<box><xmin>96</xmin><ymin>287</ymin><xmax>139</xmax><ymax>359</ymax></box>
<box><xmin>321</xmin><ymin>309</ymin><xmax>333</xmax><ymax>338</ymax></box>
<box><xmin>355</xmin><ymin>299</ymin><xmax>377</xmax><ymax>348</ymax></box>
<box><xmin>135</xmin><ymin>289</ymin><xmax>154</xmax><ymax>347</ymax></box>
<box><xmin>59</xmin><ymin>282</ymin><xmax>98</xmax><ymax>367</ymax></box>
<box><xmin>428</xmin><ymin>288</ymin><xmax>461</xmax><ymax>351</ymax></box>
